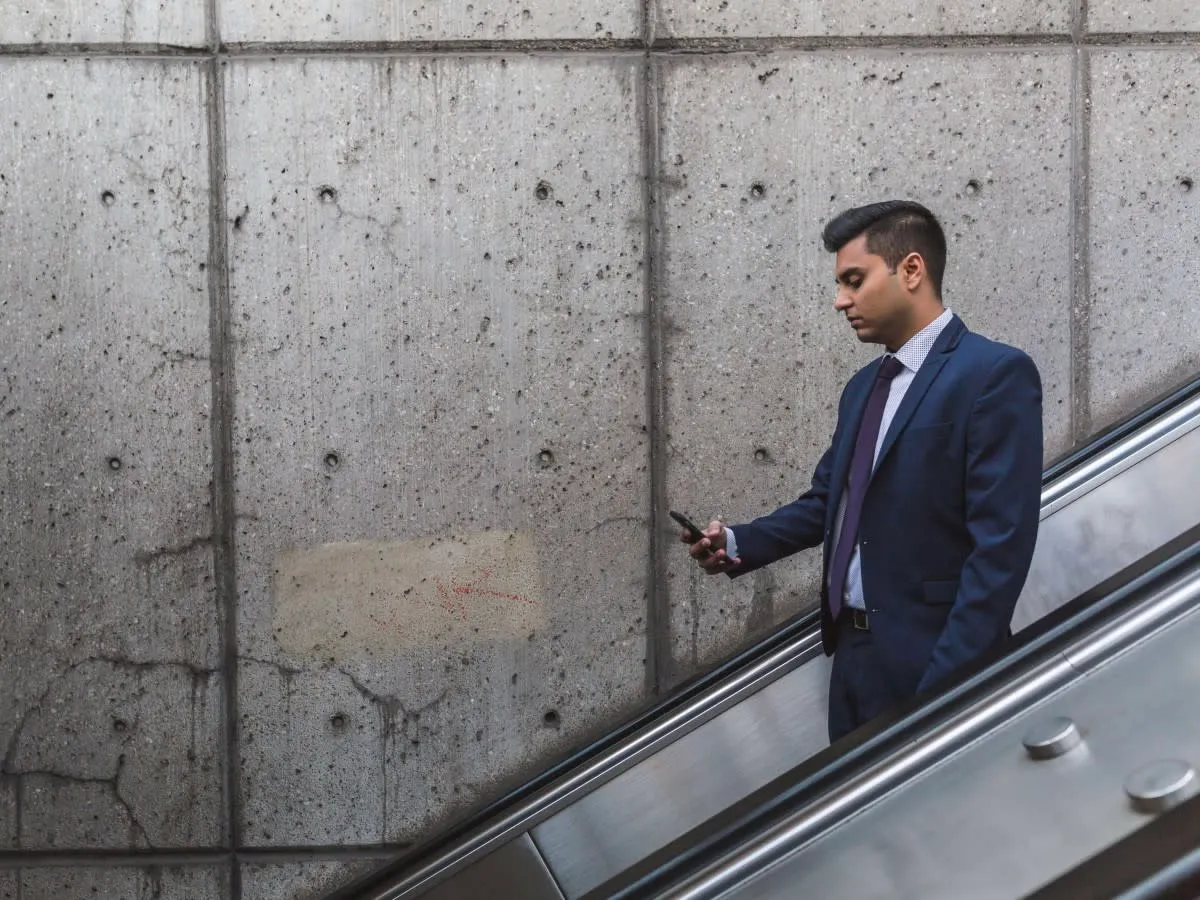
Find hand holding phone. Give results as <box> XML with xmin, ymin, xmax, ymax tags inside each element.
<box><xmin>669</xmin><ymin>510</ymin><xmax>706</xmax><ymax>543</ymax></box>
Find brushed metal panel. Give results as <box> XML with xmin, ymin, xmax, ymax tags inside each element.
<box><xmin>534</xmin><ymin>401</ymin><xmax>1200</xmax><ymax>898</ymax></box>
<box><xmin>532</xmin><ymin>654</ymin><xmax>833</xmax><ymax>897</ymax></box>
<box><xmin>1014</xmin><ymin>417</ymin><xmax>1200</xmax><ymax>631</ymax></box>
<box><xmin>418</xmin><ymin>833</ymin><xmax>563</xmax><ymax>900</ymax></box>
<box><xmin>734</xmin><ymin>581</ymin><xmax>1200</xmax><ymax>899</ymax></box>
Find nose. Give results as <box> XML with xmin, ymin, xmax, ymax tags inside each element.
<box><xmin>834</xmin><ymin>290</ymin><xmax>852</xmax><ymax>311</ymax></box>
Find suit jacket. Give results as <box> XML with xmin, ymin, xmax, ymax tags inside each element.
<box><xmin>730</xmin><ymin>314</ymin><xmax>1043</xmax><ymax>696</ymax></box>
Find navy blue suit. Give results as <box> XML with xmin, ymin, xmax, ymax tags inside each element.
<box><xmin>730</xmin><ymin>315</ymin><xmax>1042</xmax><ymax>737</ymax></box>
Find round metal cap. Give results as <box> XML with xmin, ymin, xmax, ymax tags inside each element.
<box><xmin>1125</xmin><ymin>760</ymin><xmax>1198</xmax><ymax>814</ymax></box>
<box><xmin>1022</xmin><ymin>717</ymin><xmax>1082</xmax><ymax>760</ymax></box>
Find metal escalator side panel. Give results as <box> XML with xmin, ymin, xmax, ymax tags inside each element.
<box><xmin>531</xmin><ymin>652</ymin><xmax>833</xmax><ymax>898</ymax></box>
<box><xmin>682</xmin><ymin>565</ymin><xmax>1200</xmax><ymax>900</ymax></box>
<box><xmin>366</xmin><ymin>834</ymin><xmax>564</xmax><ymax>900</ymax></box>
<box><xmin>1014</xmin><ymin>398</ymin><xmax>1200</xmax><ymax>631</ymax></box>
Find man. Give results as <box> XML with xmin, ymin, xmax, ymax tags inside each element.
<box><xmin>685</xmin><ymin>200</ymin><xmax>1043</xmax><ymax>743</ymax></box>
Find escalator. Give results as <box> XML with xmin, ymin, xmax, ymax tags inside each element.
<box><xmin>609</xmin><ymin>523</ymin><xmax>1200</xmax><ymax>899</ymax></box>
<box><xmin>330</xmin><ymin>373</ymin><xmax>1200</xmax><ymax>900</ymax></box>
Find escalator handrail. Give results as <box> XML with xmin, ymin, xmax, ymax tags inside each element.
<box><xmin>335</xmin><ymin>369</ymin><xmax>1200</xmax><ymax>900</ymax></box>
<box><xmin>594</xmin><ymin>523</ymin><xmax>1200</xmax><ymax>900</ymax></box>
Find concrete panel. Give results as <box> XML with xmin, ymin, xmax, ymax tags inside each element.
<box><xmin>16</xmin><ymin>866</ymin><xmax>226</xmax><ymax>899</ymax></box>
<box><xmin>1089</xmin><ymin>1</ymin><xmax>1200</xmax><ymax>33</ymax></box>
<box><xmin>11</xmin><ymin>661</ymin><xmax>222</xmax><ymax>848</ymax></box>
<box><xmin>241</xmin><ymin>859</ymin><xmax>386</xmax><ymax>899</ymax></box>
<box><xmin>1088</xmin><ymin>51</ymin><xmax>1200</xmax><ymax>431</ymax></box>
<box><xmin>220</xmin><ymin>0</ymin><xmax>639</xmax><ymax>43</ymax></box>
<box><xmin>656</xmin><ymin>0</ymin><xmax>1071</xmax><ymax>39</ymax></box>
<box><xmin>0</xmin><ymin>60</ymin><xmax>220</xmax><ymax>850</ymax></box>
<box><xmin>0</xmin><ymin>873</ymin><xmax>11</xmax><ymax>900</ymax></box>
<box><xmin>225</xmin><ymin>57</ymin><xmax>648</xmax><ymax>845</ymax></box>
<box><xmin>657</xmin><ymin>51</ymin><xmax>1073</xmax><ymax>677</ymax></box>
<box><xmin>0</xmin><ymin>0</ymin><xmax>205</xmax><ymax>45</ymax></box>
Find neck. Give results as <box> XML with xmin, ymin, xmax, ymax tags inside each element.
<box><xmin>884</xmin><ymin>303</ymin><xmax>944</xmax><ymax>353</ymax></box>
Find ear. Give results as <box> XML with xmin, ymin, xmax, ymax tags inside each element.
<box><xmin>898</xmin><ymin>252</ymin><xmax>926</xmax><ymax>292</ymax></box>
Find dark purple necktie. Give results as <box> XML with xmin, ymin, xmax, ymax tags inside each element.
<box><xmin>827</xmin><ymin>355</ymin><xmax>906</xmax><ymax>621</ymax></box>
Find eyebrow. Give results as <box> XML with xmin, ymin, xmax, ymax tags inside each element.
<box><xmin>836</xmin><ymin>267</ymin><xmax>866</xmax><ymax>285</ymax></box>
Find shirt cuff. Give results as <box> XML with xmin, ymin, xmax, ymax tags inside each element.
<box><xmin>724</xmin><ymin>526</ymin><xmax>739</xmax><ymax>561</ymax></box>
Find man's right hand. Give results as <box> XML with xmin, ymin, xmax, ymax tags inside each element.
<box><xmin>683</xmin><ymin>520</ymin><xmax>742</xmax><ymax>575</ymax></box>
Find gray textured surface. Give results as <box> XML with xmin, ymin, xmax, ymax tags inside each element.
<box><xmin>657</xmin><ymin>51</ymin><xmax>1074</xmax><ymax>676</ymax></box>
<box><xmin>1089</xmin><ymin>1</ymin><xmax>1200</xmax><ymax>32</ymax></box>
<box><xmin>14</xmin><ymin>866</ymin><xmax>226</xmax><ymax>900</ymax></box>
<box><xmin>219</xmin><ymin>0</ymin><xmax>640</xmax><ymax>42</ymax></box>
<box><xmin>0</xmin><ymin>0</ymin><xmax>205</xmax><ymax>45</ymax></box>
<box><xmin>241</xmin><ymin>860</ymin><xmax>388</xmax><ymax>900</ymax></box>
<box><xmin>0</xmin><ymin>59</ymin><xmax>221</xmax><ymax>850</ymax></box>
<box><xmin>1088</xmin><ymin>50</ymin><xmax>1200</xmax><ymax>432</ymax></box>
<box><xmin>655</xmin><ymin>0</ymin><xmax>1072</xmax><ymax>38</ymax></box>
<box><xmin>224</xmin><ymin>56</ymin><xmax>648</xmax><ymax>845</ymax></box>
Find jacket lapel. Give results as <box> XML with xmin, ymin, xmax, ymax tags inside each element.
<box><xmin>873</xmin><ymin>314</ymin><xmax>966</xmax><ymax>471</ymax></box>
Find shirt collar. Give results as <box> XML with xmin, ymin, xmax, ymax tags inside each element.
<box><xmin>890</xmin><ymin>307</ymin><xmax>953</xmax><ymax>374</ymax></box>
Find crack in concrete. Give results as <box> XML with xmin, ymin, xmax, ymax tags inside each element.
<box><xmin>133</xmin><ymin>535</ymin><xmax>213</xmax><ymax>568</ymax></box>
<box><xmin>337</xmin><ymin>668</ymin><xmax>447</xmax><ymax>839</ymax></box>
<box><xmin>6</xmin><ymin>762</ymin><xmax>152</xmax><ymax>849</ymax></box>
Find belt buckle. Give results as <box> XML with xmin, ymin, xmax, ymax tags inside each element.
<box><xmin>852</xmin><ymin>609</ymin><xmax>870</xmax><ymax>631</ymax></box>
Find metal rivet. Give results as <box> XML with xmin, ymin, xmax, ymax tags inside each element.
<box><xmin>107</xmin><ymin>457</ymin><xmax>122</xmax><ymax>471</ymax></box>
<box><xmin>1125</xmin><ymin>760</ymin><xmax>1197</xmax><ymax>814</ymax></box>
<box><xmin>1022</xmin><ymin>716</ymin><xmax>1082</xmax><ymax>760</ymax></box>
<box><xmin>100</xmin><ymin>190</ymin><xmax>116</xmax><ymax>206</ymax></box>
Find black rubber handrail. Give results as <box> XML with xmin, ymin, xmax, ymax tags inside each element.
<box><xmin>588</xmin><ymin>521</ymin><xmax>1200</xmax><ymax>899</ymax></box>
<box><xmin>334</xmin><ymin>368</ymin><xmax>1200</xmax><ymax>900</ymax></box>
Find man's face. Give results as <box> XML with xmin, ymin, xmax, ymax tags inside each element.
<box><xmin>832</xmin><ymin>234</ymin><xmax>912</xmax><ymax>349</ymax></box>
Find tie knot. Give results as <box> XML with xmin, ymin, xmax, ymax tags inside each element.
<box><xmin>877</xmin><ymin>355</ymin><xmax>905</xmax><ymax>381</ymax></box>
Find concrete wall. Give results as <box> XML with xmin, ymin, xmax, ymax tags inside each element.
<box><xmin>1</xmin><ymin>0</ymin><xmax>1198</xmax><ymax>895</ymax></box>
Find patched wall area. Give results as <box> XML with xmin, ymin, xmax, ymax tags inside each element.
<box><xmin>1</xmin><ymin>0</ymin><xmax>1198</xmax><ymax>896</ymax></box>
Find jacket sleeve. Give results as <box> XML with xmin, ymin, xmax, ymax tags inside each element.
<box><xmin>728</xmin><ymin>437</ymin><xmax>836</xmax><ymax>578</ymax></box>
<box><xmin>917</xmin><ymin>350</ymin><xmax>1043</xmax><ymax>692</ymax></box>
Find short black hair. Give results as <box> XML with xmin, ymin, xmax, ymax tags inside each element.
<box><xmin>821</xmin><ymin>200</ymin><xmax>947</xmax><ymax>296</ymax></box>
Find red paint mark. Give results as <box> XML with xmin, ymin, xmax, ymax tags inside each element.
<box><xmin>435</xmin><ymin>568</ymin><xmax>534</xmax><ymax>621</ymax></box>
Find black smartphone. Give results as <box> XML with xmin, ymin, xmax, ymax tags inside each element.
<box><xmin>669</xmin><ymin>510</ymin><xmax>706</xmax><ymax>543</ymax></box>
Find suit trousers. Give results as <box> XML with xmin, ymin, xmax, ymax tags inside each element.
<box><xmin>827</xmin><ymin>615</ymin><xmax>917</xmax><ymax>743</ymax></box>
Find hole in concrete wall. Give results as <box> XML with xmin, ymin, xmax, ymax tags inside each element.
<box><xmin>1179</xmin><ymin>177</ymin><xmax>1194</xmax><ymax>194</ymax></box>
<box><xmin>965</xmin><ymin>179</ymin><xmax>981</xmax><ymax>197</ymax></box>
<box><xmin>534</xmin><ymin>181</ymin><xmax>552</xmax><ymax>201</ymax></box>
<box><xmin>112</xmin><ymin>719</ymin><xmax>128</xmax><ymax>733</ymax></box>
<box><xmin>324</xmin><ymin>452</ymin><xmax>340</xmax><ymax>471</ymax></box>
<box><xmin>750</xmin><ymin>182</ymin><xmax>766</xmax><ymax>199</ymax></box>
<box><xmin>542</xmin><ymin>709</ymin><xmax>561</xmax><ymax>728</ymax></box>
<box><xmin>330</xmin><ymin>713</ymin><xmax>347</xmax><ymax>730</ymax></box>
<box><xmin>100</xmin><ymin>190</ymin><xmax>116</xmax><ymax>206</ymax></box>
<box><xmin>537</xmin><ymin>449</ymin><xmax>554</xmax><ymax>468</ymax></box>
<box><xmin>754</xmin><ymin>448</ymin><xmax>771</xmax><ymax>463</ymax></box>
<box><xmin>318</xmin><ymin>186</ymin><xmax>338</xmax><ymax>204</ymax></box>
<box><xmin>107</xmin><ymin>457</ymin><xmax>122</xmax><ymax>471</ymax></box>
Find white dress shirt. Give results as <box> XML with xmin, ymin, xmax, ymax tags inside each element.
<box><xmin>726</xmin><ymin>308</ymin><xmax>954</xmax><ymax>611</ymax></box>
